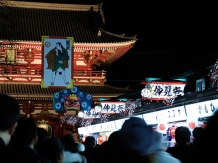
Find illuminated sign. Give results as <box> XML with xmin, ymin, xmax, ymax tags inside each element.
<box><xmin>100</xmin><ymin>102</ymin><xmax>126</xmax><ymax>114</ymax></box>
<box><xmin>95</xmin><ymin>124</ymin><xmax>103</xmax><ymax>132</ymax></box>
<box><xmin>132</xmin><ymin>115</ymin><xmax>143</xmax><ymax>119</ymax></box>
<box><xmin>185</xmin><ymin>99</ymin><xmax>218</xmax><ymax>118</ymax></box>
<box><xmin>101</xmin><ymin>121</ymin><xmax>116</xmax><ymax>132</ymax></box>
<box><xmin>87</xmin><ymin>125</ymin><xmax>93</xmax><ymax>133</ymax></box>
<box><xmin>78</xmin><ymin>127</ymin><xmax>85</xmax><ymax>134</ymax></box>
<box><xmin>115</xmin><ymin>118</ymin><xmax>128</xmax><ymax>130</ymax></box>
<box><xmin>83</xmin><ymin>109</ymin><xmax>101</xmax><ymax>119</ymax></box>
<box><xmin>143</xmin><ymin>112</ymin><xmax>157</xmax><ymax>124</ymax></box>
<box><xmin>141</xmin><ymin>81</ymin><xmax>186</xmax><ymax>101</ymax></box>
<box><xmin>143</xmin><ymin>106</ymin><xmax>186</xmax><ymax>124</ymax></box>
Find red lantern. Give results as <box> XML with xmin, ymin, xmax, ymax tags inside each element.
<box><xmin>159</xmin><ymin>124</ymin><xmax>165</xmax><ymax>130</ymax></box>
<box><xmin>189</xmin><ymin>122</ymin><xmax>196</xmax><ymax>129</ymax></box>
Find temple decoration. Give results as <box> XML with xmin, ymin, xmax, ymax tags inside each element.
<box><xmin>6</xmin><ymin>49</ymin><xmax>17</xmax><ymax>65</ymax></box>
<box><xmin>41</xmin><ymin>36</ymin><xmax>74</xmax><ymax>88</ymax></box>
<box><xmin>37</xmin><ymin>119</ymin><xmax>52</xmax><ymax>137</ymax></box>
<box><xmin>53</xmin><ymin>86</ymin><xmax>93</xmax><ymax>112</ymax></box>
<box><xmin>140</xmin><ymin>81</ymin><xmax>186</xmax><ymax>106</ymax></box>
<box><xmin>208</xmin><ymin>59</ymin><xmax>218</xmax><ymax>84</ymax></box>
<box><xmin>0</xmin><ymin>1</ymin><xmax>137</xmax><ymax>138</ymax></box>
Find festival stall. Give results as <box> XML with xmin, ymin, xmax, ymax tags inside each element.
<box><xmin>77</xmin><ymin>59</ymin><xmax>218</xmax><ymax>145</ymax></box>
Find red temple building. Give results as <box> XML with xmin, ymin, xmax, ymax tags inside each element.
<box><xmin>0</xmin><ymin>1</ymin><xmax>137</xmax><ymax>137</ymax></box>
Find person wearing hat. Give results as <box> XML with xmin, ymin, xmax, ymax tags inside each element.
<box><xmin>150</xmin><ymin>131</ymin><xmax>181</xmax><ymax>163</ymax></box>
<box><xmin>105</xmin><ymin>117</ymin><xmax>160</xmax><ymax>163</ymax></box>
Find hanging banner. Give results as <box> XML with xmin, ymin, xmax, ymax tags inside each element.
<box><xmin>41</xmin><ymin>36</ymin><xmax>74</xmax><ymax>88</ymax></box>
<box><xmin>100</xmin><ymin>101</ymin><xmax>126</xmax><ymax>114</ymax></box>
<box><xmin>140</xmin><ymin>81</ymin><xmax>186</xmax><ymax>101</ymax></box>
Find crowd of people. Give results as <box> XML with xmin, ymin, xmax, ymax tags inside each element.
<box><xmin>1</xmin><ymin>93</ymin><xmax>218</xmax><ymax>163</ymax></box>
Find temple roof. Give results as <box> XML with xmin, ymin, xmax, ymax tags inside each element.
<box><xmin>0</xmin><ymin>1</ymin><xmax>137</xmax><ymax>43</ymax></box>
<box><xmin>0</xmin><ymin>83</ymin><xmax>131</xmax><ymax>99</ymax></box>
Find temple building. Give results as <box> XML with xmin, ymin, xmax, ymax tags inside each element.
<box><xmin>0</xmin><ymin>1</ymin><xmax>137</xmax><ymax>137</ymax></box>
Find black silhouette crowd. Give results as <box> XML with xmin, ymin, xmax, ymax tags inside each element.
<box><xmin>0</xmin><ymin>93</ymin><xmax>217</xmax><ymax>163</ymax></box>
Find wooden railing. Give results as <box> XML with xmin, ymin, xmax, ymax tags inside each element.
<box><xmin>0</xmin><ymin>65</ymin><xmax>106</xmax><ymax>84</ymax></box>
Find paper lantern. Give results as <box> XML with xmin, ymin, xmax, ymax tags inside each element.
<box><xmin>189</xmin><ymin>122</ymin><xmax>196</xmax><ymax>129</ymax></box>
<box><xmin>186</xmin><ymin>117</ymin><xmax>198</xmax><ymax>132</ymax></box>
<box><xmin>159</xmin><ymin>124</ymin><xmax>166</xmax><ymax>131</ymax></box>
<box><xmin>157</xmin><ymin>121</ymin><xmax>168</xmax><ymax>134</ymax></box>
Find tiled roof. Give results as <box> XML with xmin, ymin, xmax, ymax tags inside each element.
<box><xmin>0</xmin><ymin>1</ymin><xmax>136</xmax><ymax>43</ymax></box>
<box><xmin>0</xmin><ymin>83</ymin><xmax>131</xmax><ymax>99</ymax></box>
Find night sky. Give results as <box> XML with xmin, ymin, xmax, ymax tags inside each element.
<box><xmin>17</xmin><ymin>1</ymin><xmax>218</xmax><ymax>90</ymax></box>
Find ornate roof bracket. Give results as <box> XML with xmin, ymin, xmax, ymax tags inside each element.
<box><xmin>82</xmin><ymin>49</ymin><xmax>110</xmax><ymax>68</ymax></box>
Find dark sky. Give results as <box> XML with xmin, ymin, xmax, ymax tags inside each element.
<box><xmin>101</xmin><ymin>2</ymin><xmax>218</xmax><ymax>89</ymax></box>
<box><xmin>17</xmin><ymin>0</ymin><xmax>218</xmax><ymax>89</ymax></box>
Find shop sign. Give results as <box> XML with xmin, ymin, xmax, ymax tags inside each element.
<box><xmin>132</xmin><ymin>115</ymin><xmax>143</xmax><ymax>119</ymax></box>
<box><xmin>78</xmin><ymin>127</ymin><xmax>85</xmax><ymax>134</ymax></box>
<box><xmin>83</xmin><ymin>109</ymin><xmax>101</xmax><ymax>119</ymax></box>
<box><xmin>143</xmin><ymin>112</ymin><xmax>157</xmax><ymax>124</ymax></box>
<box><xmin>100</xmin><ymin>102</ymin><xmax>126</xmax><ymax>114</ymax></box>
<box><xmin>185</xmin><ymin>99</ymin><xmax>218</xmax><ymax>118</ymax></box>
<box><xmin>101</xmin><ymin>121</ymin><xmax>116</xmax><ymax>132</ymax></box>
<box><xmin>115</xmin><ymin>118</ymin><xmax>128</xmax><ymax>130</ymax></box>
<box><xmin>95</xmin><ymin>123</ymin><xmax>103</xmax><ymax>132</ymax></box>
<box><xmin>143</xmin><ymin>106</ymin><xmax>186</xmax><ymax>124</ymax></box>
<box><xmin>141</xmin><ymin>82</ymin><xmax>186</xmax><ymax>101</ymax></box>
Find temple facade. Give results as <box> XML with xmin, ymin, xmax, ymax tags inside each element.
<box><xmin>0</xmin><ymin>0</ymin><xmax>137</xmax><ymax>137</ymax></box>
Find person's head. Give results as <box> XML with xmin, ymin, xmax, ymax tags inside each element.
<box><xmin>108</xmin><ymin>130</ymin><xmax>121</xmax><ymax>149</ymax></box>
<box><xmin>35</xmin><ymin>127</ymin><xmax>49</xmax><ymax>149</ymax></box>
<box><xmin>175</xmin><ymin>126</ymin><xmax>191</xmax><ymax>144</ymax></box>
<box><xmin>38</xmin><ymin>138</ymin><xmax>64</xmax><ymax>163</ymax></box>
<box><xmin>0</xmin><ymin>94</ymin><xmax>20</xmax><ymax>144</ymax></box>
<box><xmin>61</xmin><ymin>134</ymin><xmax>78</xmax><ymax>153</ymax></box>
<box><xmin>56</xmin><ymin>42</ymin><xmax>63</xmax><ymax>50</ymax></box>
<box><xmin>119</xmin><ymin>117</ymin><xmax>159</xmax><ymax>156</ymax></box>
<box><xmin>108</xmin><ymin>131</ymin><xmax>120</xmax><ymax>142</ymax></box>
<box><xmin>10</xmin><ymin>117</ymin><xmax>38</xmax><ymax>148</ymax></box>
<box><xmin>84</xmin><ymin>136</ymin><xmax>96</xmax><ymax>148</ymax></box>
<box><xmin>193</xmin><ymin>127</ymin><xmax>204</xmax><ymax>143</ymax></box>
